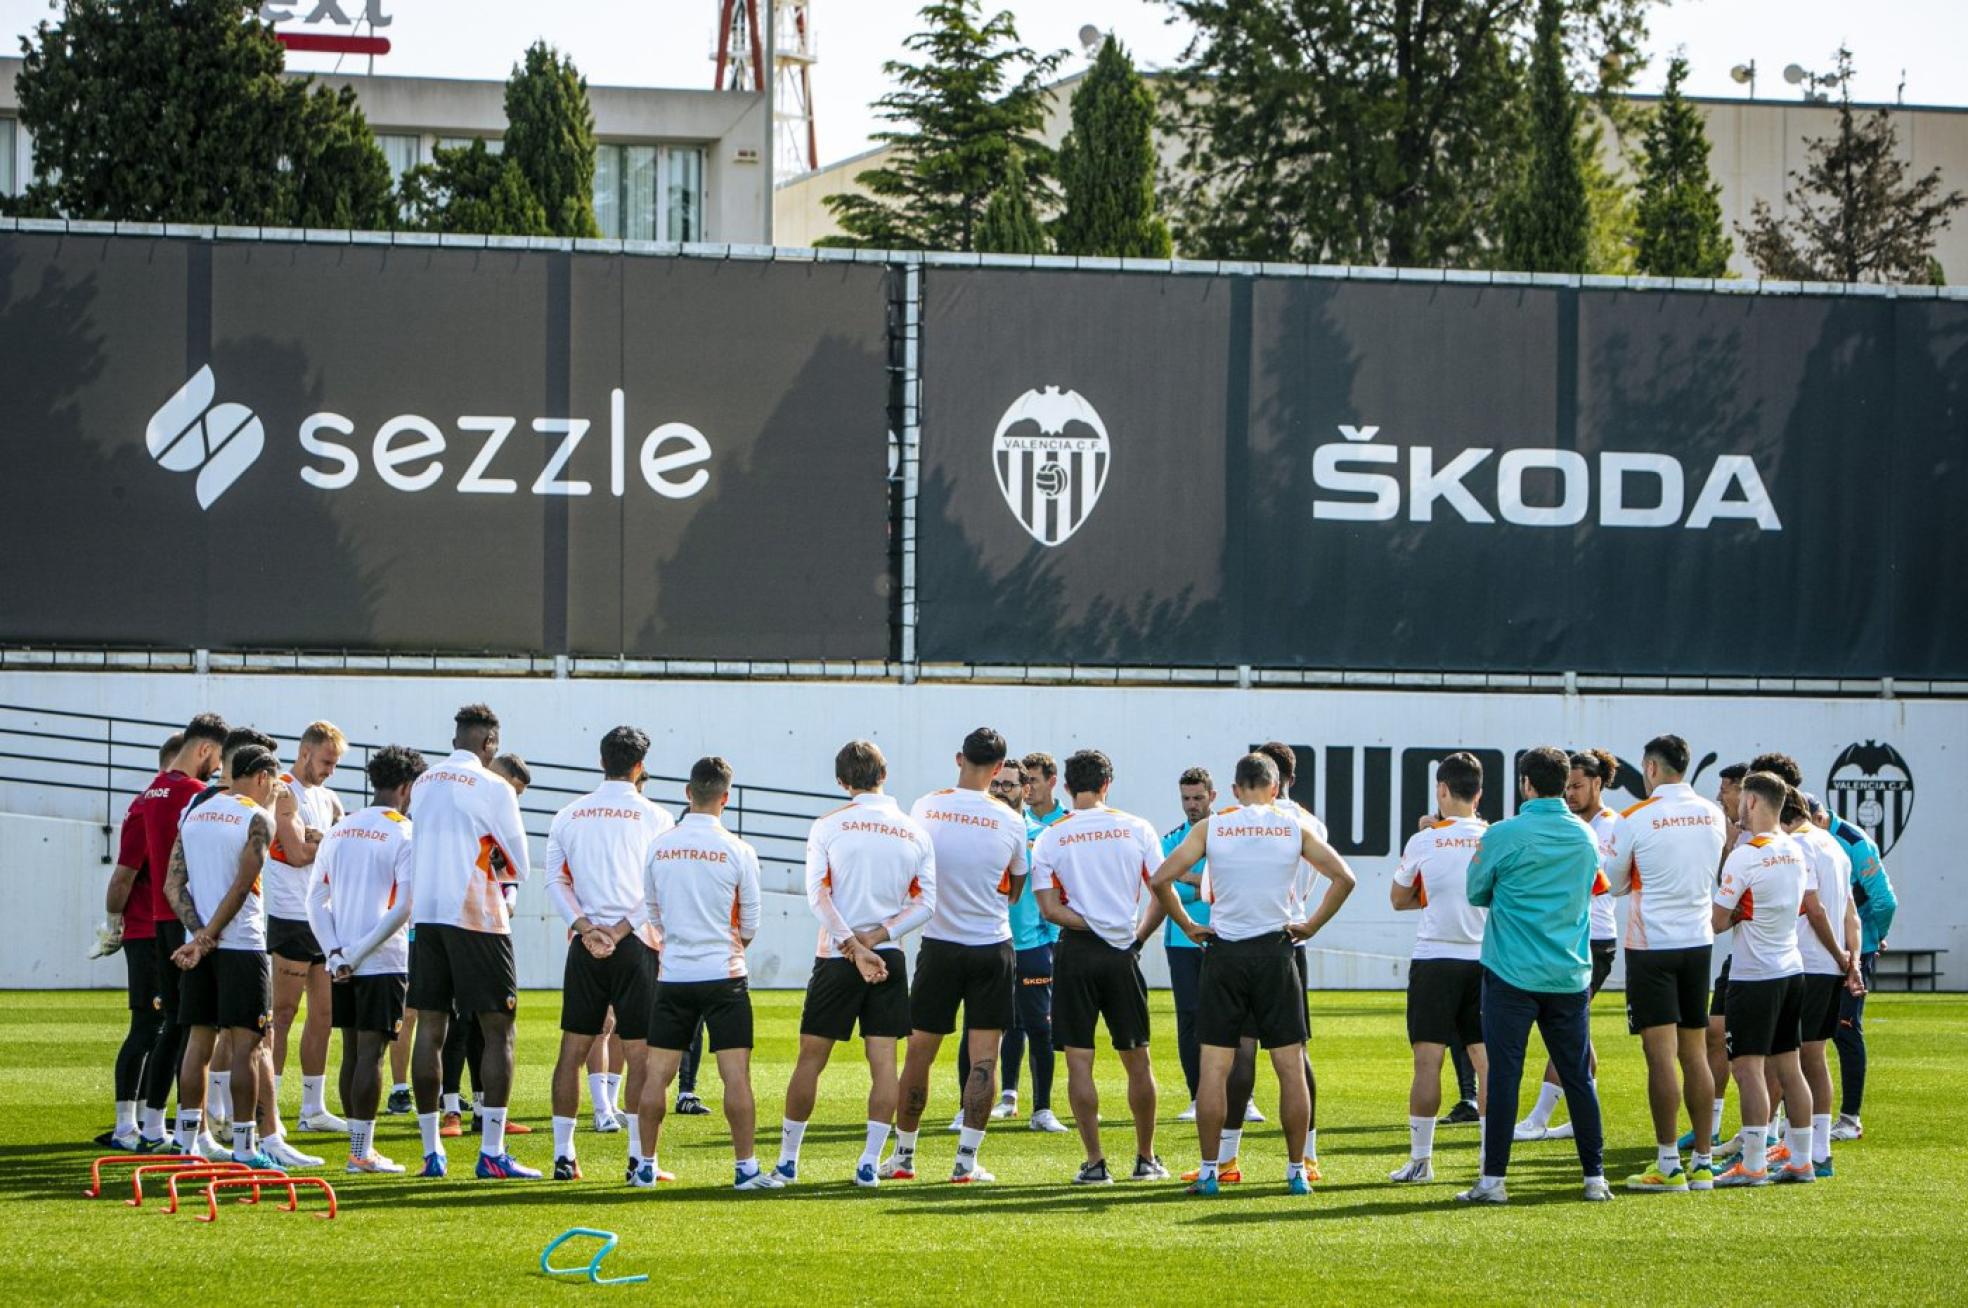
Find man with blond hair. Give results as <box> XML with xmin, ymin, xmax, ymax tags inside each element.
<box><xmin>265</xmin><ymin>720</ymin><xmax>350</xmax><ymax>1136</ymax></box>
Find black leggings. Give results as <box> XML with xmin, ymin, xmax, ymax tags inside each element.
<box><xmin>115</xmin><ymin>1008</ymin><xmax>164</xmax><ymax>1101</ymax></box>
<box><xmin>442</xmin><ymin>1009</ymin><xmax>486</xmax><ymax>1098</ymax></box>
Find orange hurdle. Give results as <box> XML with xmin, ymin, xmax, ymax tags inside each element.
<box><xmin>197</xmin><ymin>1175</ymin><xmax>337</xmax><ymax>1223</ymax></box>
<box><xmin>86</xmin><ymin>1153</ymin><xmax>202</xmax><ymax>1198</ymax></box>
<box><xmin>125</xmin><ymin>1160</ymin><xmax>250</xmax><ymax>1206</ymax></box>
<box><xmin>161</xmin><ymin>1166</ymin><xmax>286</xmax><ymax>1215</ymax></box>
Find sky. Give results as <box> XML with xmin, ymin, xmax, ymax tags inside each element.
<box><xmin>4</xmin><ymin>0</ymin><xmax>1965</xmax><ymax>170</ymax></box>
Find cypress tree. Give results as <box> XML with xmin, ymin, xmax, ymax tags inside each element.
<box><xmin>1632</xmin><ymin>56</ymin><xmax>1731</xmax><ymax>277</ymax></box>
<box><xmin>975</xmin><ymin>150</ymin><xmax>1049</xmax><ymax>254</ymax></box>
<box><xmin>1498</xmin><ymin>0</ymin><xmax>1590</xmax><ymax>273</ymax></box>
<box><xmin>503</xmin><ymin>41</ymin><xmax>600</xmax><ymax>239</ymax></box>
<box><xmin>1055</xmin><ymin>37</ymin><xmax>1171</xmax><ymax>258</ymax></box>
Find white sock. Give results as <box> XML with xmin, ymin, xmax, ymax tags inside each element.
<box><xmin>1287</xmin><ymin>1158</ymin><xmax>1306</xmax><ymax>1180</ymax></box>
<box><xmin>644</xmin><ymin>1151</ymin><xmax>660</xmax><ymax>1175</ymax></box>
<box><xmin>1785</xmin><ymin>1120</ymin><xmax>1811</xmax><ymax>1165</ymax></box>
<box><xmin>301</xmin><ymin>1074</ymin><xmax>326</xmax><ymax>1118</ymax></box>
<box><xmin>736</xmin><ymin>1155</ymin><xmax>760</xmax><ymax>1177</ymax></box>
<box><xmin>392</xmin><ymin>1081</ymin><xmax>410</xmax><ymax>1095</ymax></box>
<box><xmin>210</xmin><ymin>1071</ymin><xmax>231</xmax><ymax>1119</ymax></box>
<box><xmin>114</xmin><ymin>1100</ymin><xmax>137</xmax><ymax>1136</ymax></box>
<box><xmin>442</xmin><ymin>1092</ymin><xmax>461</xmax><ymax>1114</ymax></box>
<box><xmin>418</xmin><ymin>1111</ymin><xmax>443</xmax><ymax>1156</ymax></box>
<box><xmin>778</xmin><ymin>1118</ymin><xmax>807</xmax><ymax>1168</ymax></box>
<box><xmin>1692</xmin><ymin>1150</ymin><xmax>1711</xmax><ymax>1170</ymax></box>
<box><xmin>552</xmin><ymin>1115</ymin><xmax>578</xmax><ymax>1159</ymax></box>
<box><xmin>480</xmin><ymin>1106</ymin><xmax>508</xmax><ymax>1157</ymax></box>
<box><xmin>176</xmin><ymin>1107</ymin><xmax>202</xmax><ymax>1148</ymax></box>
<box><xmin>859</xmin><ymin>1120</ymin><xmax>890</xmax><ymax>1169</ymax></box>
<box><xmin>272</xmin><ymin>1073</ymin><xmax>282</xmax><ymax>1110</ymax></box>
<box><xmin>231</xmin><ymin>1122</ymin><xmax>254</xmax><ymax>1158</ymax></box>
<box><xmin>603</xmin><ymin>1072</ymin><xmax>622</xmax><ymax>1112</ymax></box>
<box><xmin>1529</xmin><ymin>1081</ymin><xmax>1563</xmax><ymax>1127</ymax></box>
<box><xmin>589</xmin><ymin>1073</ymin><xmax>610</xmax><ymax>1116</ymax></box>
<box><xmin>1001</xmin><ymin>1087</ymin><xmax>1017</xmax><ymax>1103</ymax></box>
<box><xmin>1812</xmin><ymin>1112</ymin><xmax>1832</xmax><ymax>1163</ymax></box>
<box><xmin>1199</xmin><ymin>1158</ymin><xmax>1219</xmax><ymax>1182</ymax></box>
<box><xmin>1657</xmin><ymin>1143</ymin><xmax>1680</xmax><ymax>1172</ymax></box>
<box><xmin>1409</xmin><ymin>1115</ymin><xmax>1435</xmax><ymax>1161</ymax></box>
<box><xmin>349</xmin><ymin>1119</ymin><xmax>372</xmax><ymax>1159</ymax></box>
<box><xmin>140</xmin><ymin>1106</ymin><xmax>165</xmax><ymax>1140</ymax></box>
<box><xmin>1710</xmin><ymin>1097</ymin><xmax>1726</xmax><ymax>1138</ymax></box>
<box><xmin>1479</xmin><ymin>1174</ymin><xmax>1506</xmax><ymax>1189</ymax></box>
<box><xmin>1744</xmin><ymin>1124</ymin><xmax>1768</xmax><ymax>1173</ymax></box>
<box><xmin>956</xmin><ymin>1125</ymin><xmax>985</xmax><ymax>1172</ymax></box>
<box><xmin>627</xmin><ymin>1118</ymin><xmax>642</xmax><ymax>1162</ymax></box>
<box><xmin>1218</xmin><ymin>1127</ymin><xmax>1243</xmax><ymax>1165</ymax></box>
<box><xmin>893</xmin><ymin>1128</ymin><xmax>920</xmax><ymax>1159</ymax></box>
<box><xmin>1306</xmin><ymin>1127</ymin><xmax>1318</xmax><ymax>1161</ymax></box>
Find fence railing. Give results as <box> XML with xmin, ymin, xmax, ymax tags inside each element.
<box><xmin>0</xmin><ymin>703</ymin><xmax>838</xmax><ymax>891</ymax></box>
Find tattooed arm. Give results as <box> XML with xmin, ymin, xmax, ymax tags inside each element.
<box><xmin>164</xmin><ymin>833</ymin><xmax>203</xmax><ymax>934</ymax></box>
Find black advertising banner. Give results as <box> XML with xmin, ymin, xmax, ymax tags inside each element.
<box><xmin>0</xmin><ymin>232</ymin><xmax>890</xmax><ymax>658</ymax></box>
<box><xmin>920</xmin><ymin>268</ymin><xmax>1968</xmax><ymax>677</ymax></box>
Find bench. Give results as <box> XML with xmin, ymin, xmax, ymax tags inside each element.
<box><xmin>1873</xmin><ymin>948</ymin><xmax>1945</xmax><ymax>993</ymax></box>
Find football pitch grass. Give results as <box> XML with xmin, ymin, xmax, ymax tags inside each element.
<box><xmin>6</xmin><ymin>988</ymin><xmax>1960</xmax><ymax>1305</ymax></box>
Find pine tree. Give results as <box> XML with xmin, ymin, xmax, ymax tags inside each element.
<box><xmin>6</xmin><ymin>0</ymin><xmax>389</xmax><ymax>227</ymax></box>
<box><xmin>503</xmin><ymin>41</ymin><xmax>600</xmax><ymax>239</ymax></box>
<box><xmin>820</xmin><ymin>1</ymin><xmax>1060</xmax><ymax>251</ymax></box>
<box><xmin>1632</xmin><ymin>56</ymin><xmax>1730</xmax><ymax>277</ymax></box>
<box><xmin>1497</xmin><ymin>0</ymin><xmax>1590</xmax><ymax>273</ymax></box>
<box><xmin>397</xmin><ymin>140</ymin><xmax>551</xmax><ymax>237</ymax></box>
<box><xmin>975</xmin><ymin>150</ymin><xmax>1049</xmax><ymax>254</ymax></box>
<box><xmin>1740</xmin><ymin>48</ymin><xmax>1965</xmax><ymax>284</ymax></box>
<box><xmin>1054</xmin><ymin>37</ymin><xmax>1170</xmax><ymax>258</ymax></box>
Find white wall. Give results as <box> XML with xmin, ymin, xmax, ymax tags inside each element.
<box><xmin>0</xmin><ymin>813</ymin><xmax>132</xmax><ymax>988</ymax></box>
<box><xmin>3</xmin><ymin>671</ymin><xmax>1957</xmax><ymax>988</ymax></box>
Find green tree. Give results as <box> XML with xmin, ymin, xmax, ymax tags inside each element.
<box><xmin>1740</xmin><ymin>47</ymin><xmax>1965</xmax><ymax>284</ymax></box>
<box><xmin>1054</xmin><ymin>36</ymin><xmax>1171</xmax><ymax>258</ymax></box>
<box><xmin>503</xmin><ymin>41</ymin><xmax>601</xmax><ymax>239</ymax></box>
<box><xmin>1498</xmin><ymin>0</ymin><xmax>1590</xmax><ymax>272</ymax></box>
<box><xmin>6</xmin><ymin>0</ymin><xmax>389</xmax><ymax>227</ymax></box>
<box><xmin>1579</xmin><ymin>120</ymin><xmax>1638</xmax><ymax>274</ymax></box>
<box><xmin>820</xmin><ymin>1</ymin><xmax>1060</xmax><ymax>251</ymax></box>
<box><xmin>398</xmin><ymin>141</ymin><xmax>550</xmax><ymax>237</ymax></box>
<box><xmin>1161</xmin><ymin>0</ymin><xmax>1655</xmax><ymax>267</ymax></box>
<box><xmin>975</xmin><ymin>150</ymin><xmax>1049</xmax><ymax>253</ymax></box>
<box><xmin>1631</xmin><ymin>56</ymin><xmax>1730</xmax><ymax>276</ymax></box>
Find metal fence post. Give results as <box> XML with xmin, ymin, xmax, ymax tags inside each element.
<box><xmin>899</xmin><ymin>261</ymin><xmax>921</xmax><ymax>685</ymax></box>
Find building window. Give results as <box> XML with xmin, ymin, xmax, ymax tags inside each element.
<box><xmin>594</xmin><ymin>142</ymin><xmax>705</xmax><ymax>241</ymax></box>
<box><xmin>376</xmin><ymin>133</ymin><xmax>420</xmax><ymax>186</ymax></box>
<box><xmin>435</xmin><ymin>136</ymin><xmax>503</xmax><ymax>156</ymax></box>
<box><xmin>0</xmin><ymin>117</ymin><xmax>16</xmax><ymax>198</ymax></box>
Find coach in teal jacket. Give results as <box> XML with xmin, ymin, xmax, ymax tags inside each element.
<box><xmin>1460</xmin><ymin>745</ymin><xmax>1609</xmax><ymax>1202</ymax></box>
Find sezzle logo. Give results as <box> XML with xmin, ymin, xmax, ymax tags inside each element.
<box><xmin>992</xmin><ymin>387</ymin><xmax>1110</xmax><ymax>546</ymax></box>
<box><xmin>1827</xmin><ymin>741</ymin><xmax>1913</xmax><ymax>856</ymax></box>
<box><xmin>146</xmin><ymin>367</ymin><xmax>266</xmax><ymax>509</ymax></box>
<box><xmin>144</xmin><ymin>374</ymin><xmax>714</xmax><ymax>510</ymax></box>
<box><xmin>1310</xmin><ymin>426</ymin><xmax>1782</xmax><ymax>530</ymax></box>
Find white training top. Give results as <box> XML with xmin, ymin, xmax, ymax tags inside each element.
<box><xmin>1199</xmin><ymin>803</ymin><xmax>1305</xmax><ymax>942</ymax></box>
<box><xmin>804</xmin><ymin>792</ymin><xmax>936</xmax><ymax>959</ymax></box>
<box><xmin>545</xmin><ymin>779</ymin><xmax>675</xmax><ymax>948</ymax></box>
<box><xmin>910</xmin><ymin>787</ymin><xmax>1027</xmax><ymax>946</ymax></box>
<box><xmin>263</xmin><ymin>771</ymin><xmax>339</xmax><ymax>921</ymax></box>
<box><xmin>645</xmin><ymin>813</ymin><xmax>762</xmax><ymax>982</ymax></box>
<box><xmin>1394</xmin><ymin>815</ymin><xmax>1489</xmax><ymax>961</ymax></box>
<box><xmin>1031</xmin><ymin>804</ymin><xmax>1161</xmax><ymax>951</ymax></box>
<box><xmin>1277</xmin><ymin>797</ymin><xmax>1331</xmax><ymax>950</ymax></box>
<box><xmin>1715</xmin><ymin>832</ymin><xmax>1808</xmax><ymax>981</ymax></box>
<box><xmin>1791</xmin><ymin>823</ymin><xmax>1854</xmax><ymax>976</ymax></box>
<box><xmin>181</xmin><ymin>791</ymin><xmax>272</xmax><ymax>951</ymax></box>
<box><xmin>1605</xmin><ymin>782</ymin><xmax>1727</xmax><ymax>951</ymax></box>
<box><xmin>305</xmin><ymin>805</ymin><xmax>413</xmax><ymax>976</ymax></box>
<box><xmin>1586</xmin><ymin>805</ymin><xmax>1619</xmax><ymax>941</ymax></box>
<box><xmin>408</xmin><ymin>749</ymin><xmax>532</xmax><ymax>934</ymax></box>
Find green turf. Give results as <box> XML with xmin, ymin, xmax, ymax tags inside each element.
<box><xmin>6</xmin><ymin>988</ymin><xmax>1959</xmax><ymax>1304</ymax></box>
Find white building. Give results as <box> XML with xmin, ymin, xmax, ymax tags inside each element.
<box><xmin>0</xmin><ymin>57</ymin><xmax>772</xmax><ymax>244</ymax></box>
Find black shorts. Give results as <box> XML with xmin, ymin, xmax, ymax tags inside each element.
<box><xmin>1199</xmin><ymin>933</ymin><xmax>1307</xmax><ymax>1049</ymax></box>
<box><xmin>560</xmin><ymin>935</ymin><xmax>656</xmax><ymax>1041</ymax></box>
<box><xmin>1052</xmin><ymin>930</ymin><xmax>1151</xmax><ymax>1052</ymax></box>
<box><xmin>1725</xmin><ymin>973</ymin><xmax>1806</xmax><ymax>1058</ymax></box>
<box><xmin>332</xmin><ymin>973</ymin><xmax>409</xmax><ymax>1035</ymax></box>
<box><xmin>154</xmin><ymin>920</ymin><xmax>186</xmax><ymax>1020</ymax></box>
<box><xmin>1406</xmin><ymin>957</ymin><xmax>1485</xmax><ymax>1048</ymax></box>
<box><xmin>911</xmin><ymin>937</ymin><xmax>1016</xmax><ymax>1034</ymax></box>
<box><xmin>799</xmin><ymin>948</ymin><xmax>909</xmax><ymax>1042</ymax></box>
<box><xmin>1801</xmin><ymin>972</ymin><xmax>1843</xmax><ymax>1044</ymax></box>
<box><xmin>407</xmin><ymin>923</ymin><xmax>518</xmax><ymax>1018</ymax></box>
<box><xmin>1244</xmin><ymin>944</ymin><xmax>1312</xmax><ymax>1041</ymax></box>
<box><xmin>179</xmin><ymin>947</ymin><xmax>272</xmax><ymax>1033</ymax></box>
<box><xmin>1589</xmin><ymin>939</ymin><xmax>1617</xmax><ymax>997</ymax></box>
<box><xmin>124</xmin><ymin>936</ymin><xmax>162</xmax><ymax>1014</ymax></box>
<box><xmin>651</xmin><ymin>978</ymin><xmax>753</xmax><ymax>1052</ymax></box>
<box><xmin>266</xmin><ymin>915</ymin><xmax>325</xmax><ymax>965</ymax></box>
<box><xmin>1624</xmin><ymin>944</ymin><xmax>1712</xmax><ymax>1034</ymax></box>
<box><xmin>1710</xmin><ymin>955</ymin><xmax>1733</xmax><ymax>1018</ymax></box>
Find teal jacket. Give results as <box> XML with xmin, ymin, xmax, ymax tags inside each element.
<box><xmin>1160</xmin><ymin>821</ymin><xmax>1210</xmax><ymax>950</ymax></box>
<box><xmin>1466</xmin><ymin>797</ymin><xmax>1605</xmax><ymax>994</ymax></box>
<box><xmin>1009</xmin><ymin>804</ymin><xmax>1068</xmax><ymax>950</ymax></box>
